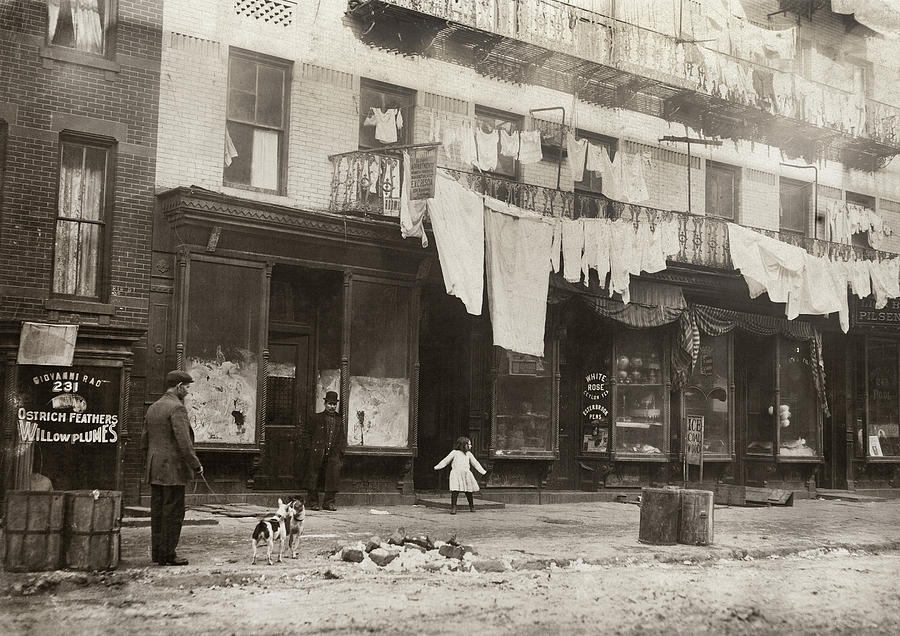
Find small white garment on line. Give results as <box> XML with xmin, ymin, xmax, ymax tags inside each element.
<box><xmin>224</xmin><ymin>126</ymin><xmax>239</xmax><ymax>167</ymax></box>
<box><xmin>499</xmin><ymin>129</ymin><xmax>520</xmax><ymax>158</ymax></box>
<box><xmin>475</xmin><ymin>128</ymin><xmax>499</xmax><ymax>171</ymax></box>
<box><xmin>517</xmin><ymin>130</ymin><xmax>543</xmax><ymax>164</ymax></box>
<box><xmin>427</xmin><ymin>171</ymin><xmax>485</xmax><ymax>315</ymax></box>
<box><xmin>483</xmin><ymin>198</ymin><xmax>555</xmax><ymax>357</ymax></box>
<box><xmin>365</xmin><ymin>108</ymin><xmax>403</xmax><ymax>144</ymax></box>
<box><xmin>566</xmin><ymin>134</ymin><xmax>588</xmax><ymax>182</ymax></box>
<box><xmin>870</xmin><ymin>257</ymin><xmax>900</xmax><ymax>310</ymax></box>
<box><xmin>550</xmin><ymin>219</ymin><xmax>562</xmax><ymax>274</ymax></box>
<box><xmin>561</xmin><ymin>219</ymin><xmax>584</xmax><ymax>283</ymax></box>
<box><xmin>399</xmin><ymin>151</ymin><xmax>428</xmax><ymax>248</ymax></box>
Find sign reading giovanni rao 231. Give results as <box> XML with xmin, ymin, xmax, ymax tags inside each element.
<box><xmin>17</xmin><ymin>365</ymin><xmax>121</xmax><ymax>444</ymax></box>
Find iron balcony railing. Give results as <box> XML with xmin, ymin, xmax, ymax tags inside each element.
<box><xmin>329</xmin><ymin>149</ymin><xmax>883</xmax><ymax>270</ymax></box>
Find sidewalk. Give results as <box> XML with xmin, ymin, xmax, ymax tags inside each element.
<box><xmin>113</xmin><ymin>496</ymin><xmax>900</xmax><ymax>571</ymax></box>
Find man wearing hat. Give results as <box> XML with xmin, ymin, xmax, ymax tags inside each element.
<box><xmin>142</xmin><ymin>370</ymin><xmax>203</xmax><ymax>565</ymax></box>
<box><xmin>303</xmin><ymin>390</ymin><xmax>345</xmax><ymax>511</ymax></box>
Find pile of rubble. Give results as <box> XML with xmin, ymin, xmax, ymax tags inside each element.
<box><xmin>333</xmin><ymin>527</ymin><xmax>508</xmax><ymax>573</ymax></box>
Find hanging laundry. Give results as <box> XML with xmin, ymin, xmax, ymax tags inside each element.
<box><xmin>364</xmin><ymin>108</ymin><xmax>404</xmax><ymax>144</ymax></box>
<box><xmin>581</xmin><ymin>218</ymin><xmax>611</xmax><ymax>288</ymax></box>
<box><xmin>621</xmin><ymin>152</ymin><xmax>651</xmax><ymax>204</ymax></box>
<box><xmin>566</xmin><ymin>134</ymin><xmax>588</xmax><ymax>183</ymax></box>
<box><xmin>585</xmin><ymin>142</ymin><xmax>612</xmax><ymax>179</ymax></box>
<box><xmin>224</xmin><ymin>126</ymin><xmax>238</xmax><ymax>167</ymax></box>
<box><xmin>869</xmin><ymin>257</ymin><xmax>900</xmax><ymax>310</ymax></box>
<box><xmin>499</xmin><ymin>129</ymin><xmax>520</xmax><ymax>158</ymax></box>
<box><xmin>427</xmin><ymin>171</ymin><xmax>485</xmax><ymax>315</ymax></box>
<box><xmin>608</xmin><ymin>219</ymin><xmax>639</xmax><ymax>304</ymax></box>
<box><xmin>550</xmin><ymin>219</ymin><xmax>562</xmax><ymax>274</ymax></box>
<box><xmin>475</xmin><ymin>128</ymin><xmax>499</xmax><ymax>171</ymax></box>
<box><xmin>786</xmin><ymin>253</ymin><xmax>844</xmax><ymax>327</ymax></box>
<box><xmin>561</xmin><ymin>218</ymin><xmax>584</xmax><ymax>284</ymax></box>
<box><xmin>517</xmin><ymin>130</ymin><xmax>543</xmax><ymax>164</ymax></box>
<box><xmin>399</xmin><ymin>151</ymin><xmax>427</xmax><ymax>248</ymax></box>
<box><xmin>850</xmin><ymin>259</ymin><xmax>871</xmax><ymax>299</ymax></box>
<box><xmin>581</xmin><ymin>218</ymin><xmax>599</xmax><ymax>287</ymax></box>
<box><xmin>483</xmin><ymin>197</ymin><xmax>555</xmax><ymax>357</ymax></box>
<box><xmin>727</xmin><ymin>223</ymin><xmax>805</xmax><ymax>303</ymax></box>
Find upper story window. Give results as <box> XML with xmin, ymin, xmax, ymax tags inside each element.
<box><xmin>48</xmin><ymin>0</ymin><xmax>113</xmax><ymax>56</ymax></box>
<box><xmin>359</xmin><ymin>79</ymin><xmax>413</xmax><ymax>149</ymax></box>
<box><xmin>224</xmin><ymin>49</ymin><xmax>291</xmax><ymax>193</ymax></box>
<box><xmin>779</xmin><ymin>177</ymin><xmax>811</xmax><ymax>235</ymax></box>
<box><xmin>573</xmin><ymin>130</ymin><xmax>616</xmax><ymax>195</ymax></box>
<box><xmin>474</xmin><ymin>106</ymin><xmax>522</xmax><ymax>180</ymax></box>
<box><xmin>847</xmin><ymin>191</ymin><xmax>876</xmax><ymax>248</ymax></box>
<box><xmin>53</xmin><ymin>136</ymin><xmax>115</xmax><ymax>300</ymax></box>
<box><xmin>706</xmin><ymin>161</ymin><xmax>739</xmax><ymax>221</ymax></box>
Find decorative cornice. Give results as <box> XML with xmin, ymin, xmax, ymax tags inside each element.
<box><xmin>157</xmin><ymin>187</ymin><xmax>425</xmax><ymax>248</ymax></box>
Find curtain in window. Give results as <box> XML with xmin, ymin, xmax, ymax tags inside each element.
<box><xmin>72</xmin><ymin>0</ymin><xmax>104</xmax><ymax>54</ymax></box>
<box><xmin>47</xmin><ymin>0</ymin><xmax>62</xmax><ymax>42</ymax></box>
<box><xmin>250</xmin><ymin>129</ymin><xmax>279</xmax><ymax>190</ymax></box>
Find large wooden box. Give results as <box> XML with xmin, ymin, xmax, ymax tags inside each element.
<box><xmin>4</xmin><ymin>491</ymin><xmax>66</xmax><ymax>572</ymax></box>
<box><xmin>638</xmin><ymin>487</ymin><xmax>681</xmax><ymax>545</ymax></box>
<box><xmin>64</xmin><ymin>490</ymin><xmax>122</xmax><ymax>571</ymax></box>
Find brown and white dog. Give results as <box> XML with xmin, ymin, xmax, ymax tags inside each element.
<box><xmin>285</xmin><ymin>496</ymin><xmax>306</xmax><ymax>558</ymax></box>
<box><xmin>251</xmin><ymin>498</ymin><xmax>289</xmax><ymax>565</ymax></box>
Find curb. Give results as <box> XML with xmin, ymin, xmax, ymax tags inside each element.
<box><xmin>122</xmin><ymin>518</ymin><xmax>219</xmax><ymax>528</ymax></box>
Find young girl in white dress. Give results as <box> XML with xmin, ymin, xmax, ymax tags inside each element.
<box><xmin>434</xmin><ymin>436</ymin><xmax>487</xmax><ymax>514</ymax></box>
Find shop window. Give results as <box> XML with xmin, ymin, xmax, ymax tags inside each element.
<box><xmin>493</xmin><ymin>345</ymin><xmax>555</xmax><ymax>457</ymax></box>
<box><xmin>348</xmin><ymin>277</ymin><xmax>413</xmax><ymax>448</ymax></box>
<box><xmin>777</xmin><ymin>340</ymin><xmax>819</xmax><ymax>457</ymax></box>
<box><xmin>47</xmin><ymin>0</ymin><xmax>114</xmax><ymax>56</ymax></box>
<box><xmin>52</xmin><ymin>136</ymin><xmax>114</xmax><ymax>300</ymax></box>
<box><xmin>682</xmin><ymin>334</ymin><xmax>731</xmax><ymax>458</ymax></box>
<box><xmin>224</xmin><ymin>49</ymin><xmax>291</xmax><ymax>193</ymax></box>
<box><xmin>861</xmin><ymin>339</ymin><xmax>900</xmax><ymax>458</ymax></box>
<box><xmin>613</xmin><ymin>329</ymin><xmax>668</xmax><ymax>457</ymax></box>
<box><xmin>745</xmin><ymin>336</ymin><xmax>775</xmax><ymax>455</ymax></box>
<box><xmin>705</xmin><ymin>161</ymin><xmax>738</xmax><ymax>220</ymax></box>
<box><xmin>780</xmin><ymin>177</ymin><xmax>811</xmax><ymax>235</ymax></box>
<box><xmin>358</xmin><ymin>79</ymin><xmax>413</xmax><ymax>149</ymax></box>
<box><xmin>474</xmin><ymin>106</ymin><xmax>522</xmax><ymax>181</ymax></box>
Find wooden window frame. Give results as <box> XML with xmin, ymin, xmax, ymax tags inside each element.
<box><xmin>705</xmin><ymin>161</ymin><xmax>739</xmax><ymax>221</ymax></box>
<box><xmin>51</xmin><ymin>133</ymin><xmax>116</xmax><ymax>302</ymax></box>
<box><xmin>474</xmin><ymin>105</ymin><xmax>523</xmax><ymax>182</ymax></box>
<box><xmin>224</xmin><ymin>48</ymin><xmax>292</xmax><ymax>195</ymax></box>
<box><xmin>573</xmin><ymin>130</ymin><xmax>617</xmax><ymax>196</ymax></box>
<box><xmin>779</xmin><ymin>176</ymin><xmax>811</xmax><ymax>235</ymax></box>
<box><xmin>43</xmin><ymin>0</ymin><xmax>119</xmax><ymax>66</ymax></box>
<box><xmin>358</xmin><ymin>78</ymin><xmax>415</xmax><ymax>150</ymax></box>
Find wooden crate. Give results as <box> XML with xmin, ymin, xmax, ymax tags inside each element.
<box><xmin>4</xmin><ymin>491</ymin><xmax>66</xmax><ymax>572</ymax></box>
<box><xmin>64</xmin><ymin>490</ymin><xmax>122</xmax><ymax>571</ymax></box>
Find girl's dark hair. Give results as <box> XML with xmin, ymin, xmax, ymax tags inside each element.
<box><xmin>454</xmin><ymin>436</ymin><xmax>471</xmax><ymax>451</ymax></box>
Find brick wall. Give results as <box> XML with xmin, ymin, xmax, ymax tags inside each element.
<box><xmin>0</xmin><ymin>0</ymin><xmax>162</xmax><ymax>501</ymax></box>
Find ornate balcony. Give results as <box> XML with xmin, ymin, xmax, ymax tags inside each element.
<box><xmin>329</xmin><ymin>149</ymin><xmax>883</xmax><ymax>272</ymax></box>
<box><xmin>348</xmin><ymin>0</ymin><xmax>900</xmax><ymax>170</ymax></box>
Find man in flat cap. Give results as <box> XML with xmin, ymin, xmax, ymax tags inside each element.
<box><xmin>142</xmin><ymin>370</ymin><xmax>203</xmax><ymax>565</ymax></box>
<box><xmin>303</xmin><ymin>390</ymin><xmax>345</xmax><ymax>511</ymax></box>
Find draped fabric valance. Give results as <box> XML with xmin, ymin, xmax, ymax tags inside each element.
<box><xmin>677</xmin><ymin>304</ymin><xmax>829</xmax><ymax>416</ymax></box>
<box><xmin>578</xmin><ymin>280</ymin><xmax>687</xmax><ymax>328</ymax></box>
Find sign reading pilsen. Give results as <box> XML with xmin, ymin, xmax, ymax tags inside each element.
<box><xmin>17</xmin><ymin>365</ymin><xmax>121</xmax><ymax>444</ymax></box>
<box><xmin>855</xmin><ymin>297</ymin><xmax>900</xmax><ymax>328</ymax></box>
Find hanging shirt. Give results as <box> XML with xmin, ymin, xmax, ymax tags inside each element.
<box><xmin>499</xmin><ymin>129</ymin><xmax>520</xmax><ymax>158</ymax></box>
<box><xmin>427</xmin><ymin>171</ymin><xmax>485</xmax><ymax>315</ymax></box>
<box><xmin>561</xmin><ymin>219</ymin><xmax>584</xmax><ymax>283</ymax></box>
<box><xmin>849</xmin><ymin>259</ymin><xmax>871</xmax><ymax>298</ymax></box>
<box><xmin>475</xmin><ymin>128</ymin><xmax>499</xmax><ymax>171</ymax></box>
<box><xmin>870</xmin><ymin>257</ymin><xmax>900</xmax><ymax>310</ymax></box>
<box><xmin>566</xmin><ymin>134</ymin><xmax>588</xmax><ymax>183</ymax></box>
<box><xmin>365</xmin><ymin>108</ymin><xmax>403</xmax><ymax>144</ymax></box>
<box><xmin>483</xmin><ymin>198</ymin><xmax>554</xmax><ymax>357</ymax></box>
<box><xmin>550</xmin><ymin>219</ymin><xmax>562</xmax><ymax>274</ymax></box>
<box><xmin>517</xmin><ymin>130</ymin><xmax>543</xmax><ymax>164</ymax></box>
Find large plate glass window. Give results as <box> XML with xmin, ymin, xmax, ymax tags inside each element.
<box><xmin>777</xmin><ymin>339</ymin><xmax>819</xmax><ymax>457</ymax></box>
<box><xmin>225</xmin><ymin>49</ymin><xmax>291</xmax><ymax>193</ymax></box>
<box><xmin>861</xmin><ymin>339</ymin><xmax>900</xmax><ymax>458</ymax></box>
<box><xmin>348</xmin><ymin>277</ymin><xmax>413</xmax><ymax>449</ymax></box>
<box><xmin>613</xmin><ymin>329</ymin><xmax>668</xmax><ymax>458</ymax></box>
<box><xmin>492</xmin><ymin>341</ymin><xmax>557</xmax><ymax>459</ymax></box>
<box><xmin>682</xmin><ymin>333</ymin><xmax>732</xmax><ymax>458</ymax></box>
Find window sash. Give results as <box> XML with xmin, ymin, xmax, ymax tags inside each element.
<box><xmin>358</xmin><ymin>80</ymin><xmax>413</xmax><ymax>149</ymax></box>
<box><xmin>780</xmin><ymin>179</ymin><xmax>810</xmax><ymax>234</ymax></box>
<box><xmin>53</xmin><ymin>141</ymin><xmax>108</xmax><ymax>298</ymax></box>
<box><xmin>706</xmin><ymin>164</ymin><xmax>736</xmax><ymax>220</ymax></box>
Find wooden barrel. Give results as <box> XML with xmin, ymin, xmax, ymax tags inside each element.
<box><xmin>679</xmin><ymin>489</ymin><xmax>714</xmax><ymax>546</ymax></box>
<box><xmin>4</xmin><ymin>490</ymin><xmax>66</xmax><ymax>572</ymax></box>
<box><xmin>638</xmin><ymin>487</ymin><xmax>681</xmax><ymax>545</ymax></box>
<box><xmin>64</xmin><ymin>490</ymin><xmax>122</xmax><ymax>571</ymax></box>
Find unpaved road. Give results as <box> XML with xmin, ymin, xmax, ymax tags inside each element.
<box><xmin>2</xmin><ymin>549</ymin><xmax>899</xmax><ymax>635</ymax></box>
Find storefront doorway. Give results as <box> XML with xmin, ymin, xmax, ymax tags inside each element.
<box><xmin>255</xmin><ymin>332</ymin><xmax>313</xmax><ymax>490</ymax></box>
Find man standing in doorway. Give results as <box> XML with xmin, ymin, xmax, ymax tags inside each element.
<box><xmin>304</xmin><ymin>390</ymin><xmax>345</xmax><ymax>511</ymax></box>
<box><xmin>143</xmin><ymin>370</ymin><xmax>203</xmax><ymax>565</ymax></box>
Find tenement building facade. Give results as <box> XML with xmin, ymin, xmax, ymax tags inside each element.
<box><xmin>5</xmin><ymin>0</ymin><xmax>900</xmax><ymax>505</ymax></box>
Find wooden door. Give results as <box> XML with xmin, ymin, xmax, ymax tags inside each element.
<box><xmin>256</xmin><ymin>335</ymin><xmax>311</xmax><ymax>491</ymax></box>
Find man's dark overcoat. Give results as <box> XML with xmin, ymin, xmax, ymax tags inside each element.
<box><xmin>304</xmin><ymin>409</ymin><xmax>345</xmax><ymax>491</ymax></box>
<box><xmin>143</xmin><ymin>392</ymin><xmax>201</xmax><ymax>485</ymax></box>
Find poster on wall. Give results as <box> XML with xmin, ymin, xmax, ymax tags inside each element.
<box><xmin>185</xmin><ymin>348</ymin><xmax>257</xmax><ymax>446</ymax></box>
<box><xmin>16</xmin><ymin>364</ymin><xmax>121</xmax><ymax>490</ymax></box>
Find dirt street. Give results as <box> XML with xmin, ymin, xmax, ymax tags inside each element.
<box><xmin>2</xmin><ymin>539</ymin><xmax>899</xmax><ymax>634</ymax></box>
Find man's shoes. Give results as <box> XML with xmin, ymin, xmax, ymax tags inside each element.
<box><xmin>162</xmin><ymin>557</ymin><xmax>189</xmax><ymax>566</ymax></box>
<box><xmin>308</xmin><ymin>502</ymin><xmax>320</xmax><ymax>511</ymax></box>
<box><xmin>323</xmin><ymin>503</ymin><xmax>337</xmax><ymax>511</ymax></box>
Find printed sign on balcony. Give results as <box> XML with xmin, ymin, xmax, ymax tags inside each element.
<box><xmin>409</xmin><ymin>146</ymin><xmax>437</xmax><ymax>200</ymax></box>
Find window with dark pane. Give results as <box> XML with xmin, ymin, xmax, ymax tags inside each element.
<box><xmin>779</xmin><ymin>176</ymin><xmax>811</xmax><ymax>234</ymax></box>
<box><xmin>706</xmin><ymin>161</ymin><xmax>738</xmax><ymax>220</ymax></box>
<box><xmin>683</xmin><ymin>333</ymin><xmax>731</xmax><ymax>457</ymax></box>
<box><xmin>475</xmin><ymin>106</ymin><xmax>521</xmax><ymax>180</ymax></box>
<box><xmin>358</xmin><ymin>79</ymin><xmax>413</xmax><ymax>149</ymax></box>
<box><xmin>225</xmin><ymin>50</ymin><xmax>290</xmax><ymax>192</ymax></box>
<box><xmin>53</xmin><ymin>138</ymin><xmax>111</xmax><ymax>299</ymax></box>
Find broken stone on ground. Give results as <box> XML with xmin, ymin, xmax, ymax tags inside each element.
<box><xmin>337</xmin><ymin>528</ymin><xmax>496</xmax><ymax>573</ymax></box>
